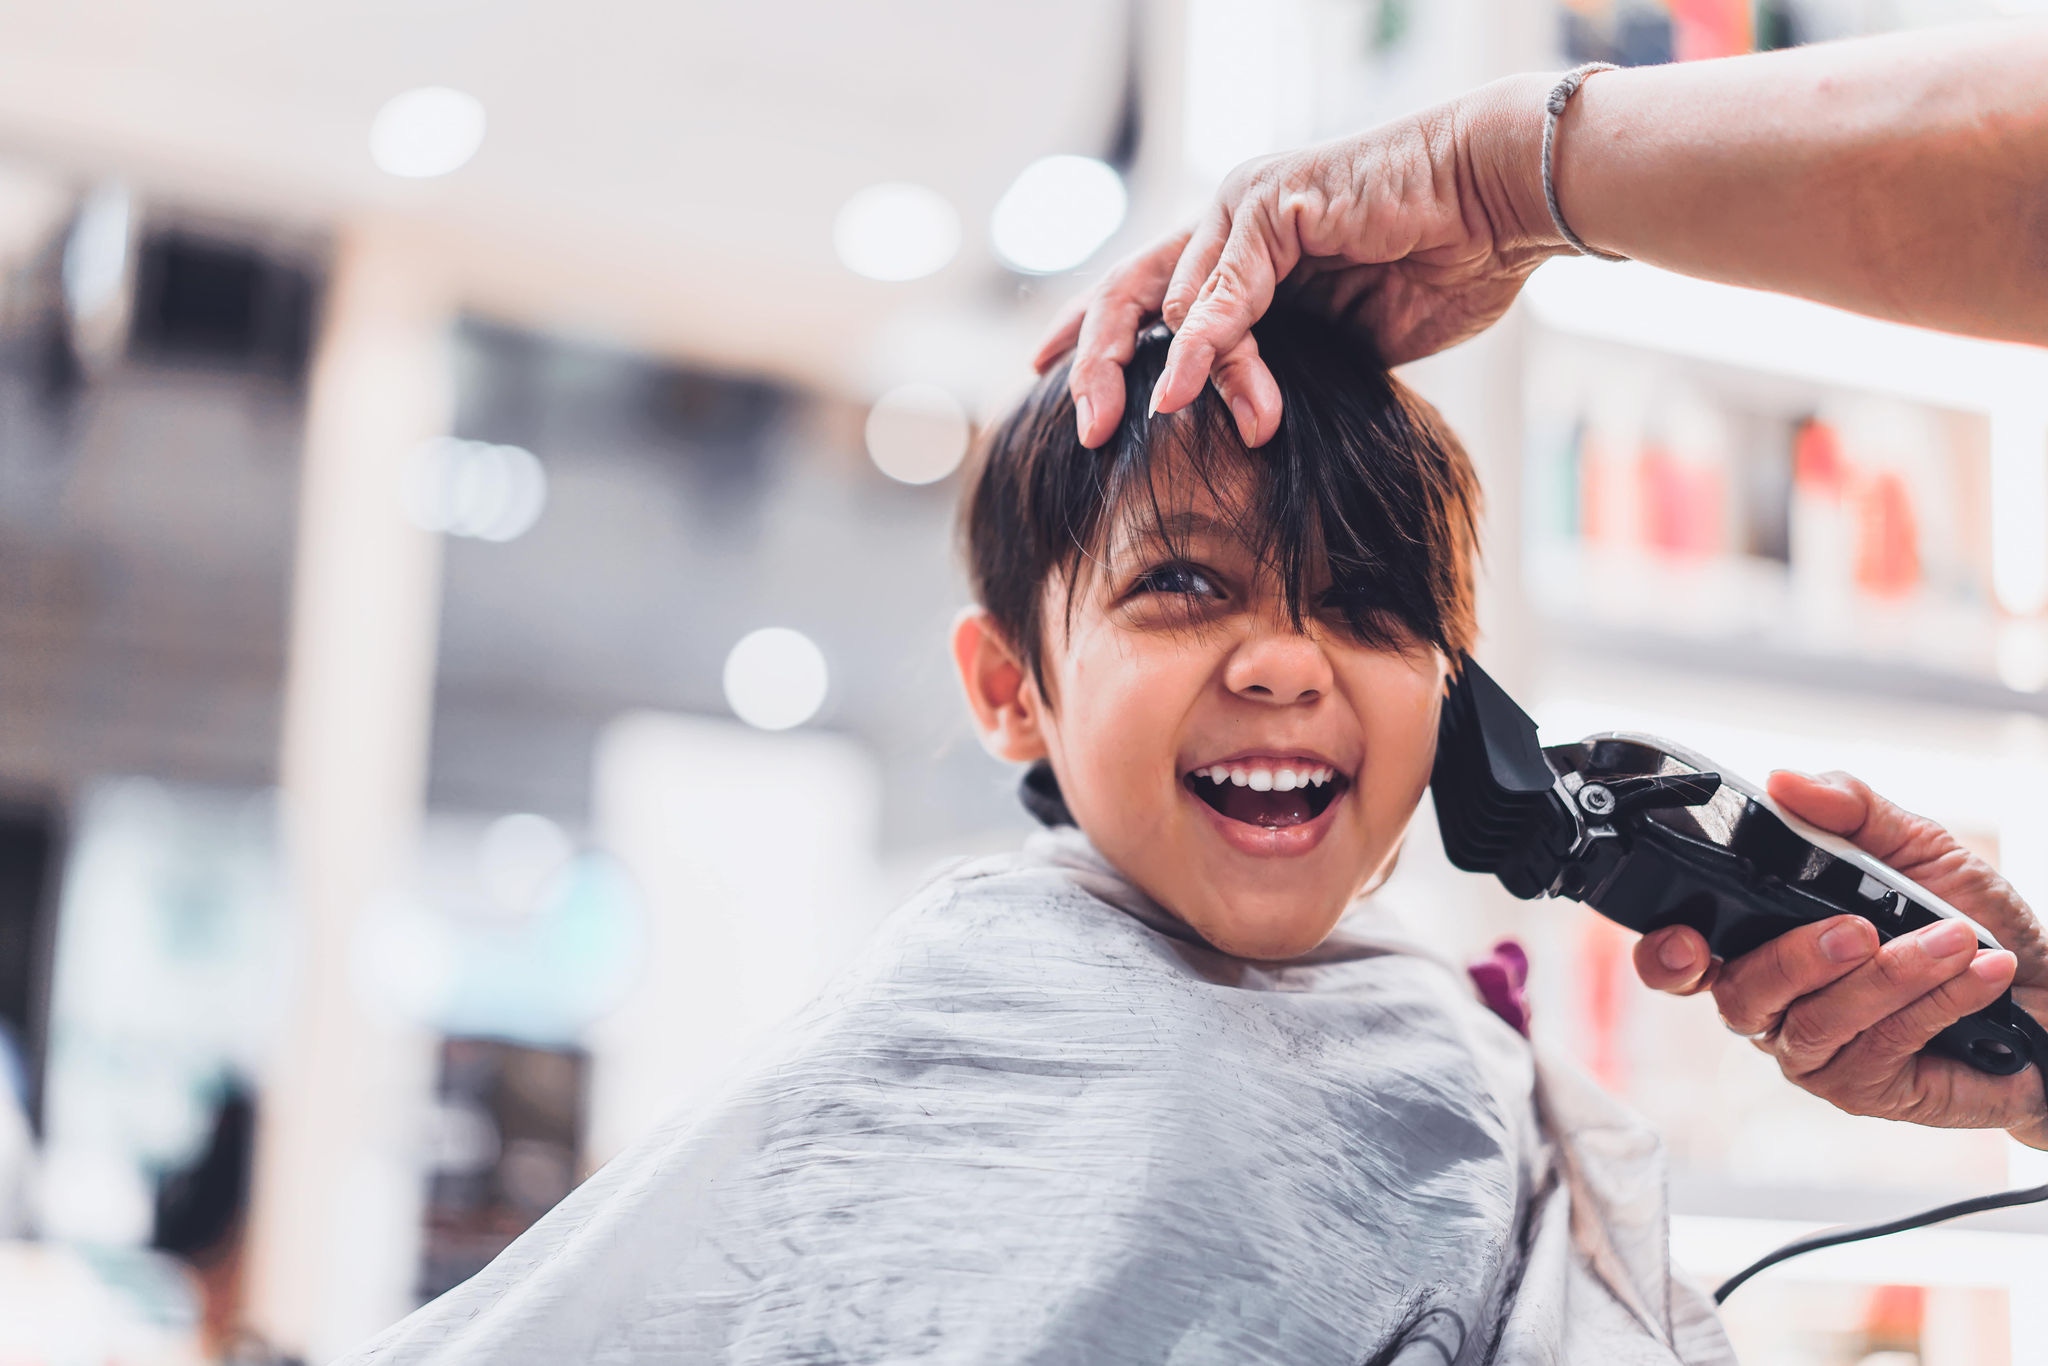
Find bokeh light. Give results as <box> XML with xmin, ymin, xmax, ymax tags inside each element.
<box><xmin>476</xmin><ymin>813</ymin><xmax>574</xmax><ymax>916</ymax></box>
<box><xmin>402</xmin><ymin>437</ymin><xmax>548</xmax><ymax>542</ymax></box>
<box><xmin>60</xmin><ymin>182</ymin><xmax>130</xmax><ymax>323</ymax></box>
<box><xmin>722</xmin><ymin>628</ymin><xmax>829</xmax><ymax>730</ymax></box>
<box><xmin>369</xmin><ymin>86</ymin><xmax>488</xmax><ymax>179</ymax></box>
<box><xmin>864</xmin><ymin>382</ymin><xmax>970</xmax><ymax>484</ymax></box>
<box><xmin>833</xmin><ymin>182</ymin><xmax>960</xmax><ymax>282</ymax></box>
<box><xmin>989</xmin><ymin>155</ymin><xmax>1126</xmax><ymax>274</ymax></box>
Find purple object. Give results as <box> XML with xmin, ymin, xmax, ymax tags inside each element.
<box><xmin>1468</xmin><ymin>938</ymin><xmax>1532</xmax><ymax>1037</ymax></box>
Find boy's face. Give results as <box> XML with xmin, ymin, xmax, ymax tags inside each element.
<box><xmin>955</xmin><ymin>459</ymin><xmax>1448</xmax><ymax>960</ymax></box>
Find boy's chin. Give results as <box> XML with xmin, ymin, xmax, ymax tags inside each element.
<box><xmin>1183</xmin><ymin>895</ymin><xmax>1349</xmax><ymax>962</ymax></box>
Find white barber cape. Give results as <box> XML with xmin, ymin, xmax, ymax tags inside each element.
<box><xmin>342</xmin><ymin>827</ymin><xmax>1735</xmax><ymax>1365</ymax></box>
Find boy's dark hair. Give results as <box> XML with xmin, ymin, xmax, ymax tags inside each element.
<box><xmin>961</xmin><ymin>304</ymin><xmax>1481</xmax><ymax>695</ymax></box>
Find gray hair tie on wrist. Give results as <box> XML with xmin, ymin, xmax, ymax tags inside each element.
<box><xmin>1542</xmin><ymin>62</ymin><xmax>1628</xmax><ymax>262</ymax></box>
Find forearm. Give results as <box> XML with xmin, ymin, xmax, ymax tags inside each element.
<box><xmin>1537</xmin><ymin>22</ymin><xmax>2048</xmax><ymax>344</ymax></box>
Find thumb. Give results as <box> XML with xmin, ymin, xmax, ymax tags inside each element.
<box><xmin>1765</xmin><ymin>769</ymin><xmax>1870</xmax><ymax>838</ymax></box>
<box><xmin>1766</xmin><ymin>769</ymin><xmax>1953</xmax><ymax>871</ymax></box>
<box><xmin>1766</xmin><ymin>769</ymin><xmax>2048</xmax><ymax>987</ymax></box>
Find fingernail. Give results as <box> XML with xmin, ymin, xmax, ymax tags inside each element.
<box><xmin>1819</xmin><ymin>920</ymin><xmax>1873</xmax><ymax>962</ymax></box>
<box><xmin>1229</xmin><ymin>397</ymin><xmax>1256</xmax><ymax>444</ymax></box>
<box><xmin>1656</xmin><ymin>934</ymin><xmax>1696</xmax><ymax>973</ymax></box>
<box><xmin>1146</xmin><ymin>376</ymin><xmax>1164</xmax><ymax>419</ymax></box>
<box><xmin>1923</xmin><ymin>919</ymin><xmax>1977</xmax><ymax>957</ymax></box>
<box><xmin>1972</xmin><ymin>950</ymin><xmax>2018</xmax><ymax>984</ymax></box>
<box><xmin>1074</xmin><ymin>395</ymin><xmax>1094</xmax><ymax>440</ymax></box>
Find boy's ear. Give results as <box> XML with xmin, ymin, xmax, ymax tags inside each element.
<box><xmin>951</xmin><ymin>608</ymin><xmax>1048</xmax><ymax>764</ymax></box>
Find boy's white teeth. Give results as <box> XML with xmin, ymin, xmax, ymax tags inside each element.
<box><xmin>1195</xmin><ymin>763</ymin><xmax>1339</xmax><ymax>788</ymax></box>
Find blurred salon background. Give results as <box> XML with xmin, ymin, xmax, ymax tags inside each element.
<box><xmin>2</xmin><ymin>2</ymin><xmax>2047</xmax><ymax>1363</ymax></box>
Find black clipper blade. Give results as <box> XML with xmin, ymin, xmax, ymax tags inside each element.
<box><xmin>1431</xmin><ymin>658</ymin><xmax>1573</xmax><ymax>899</ymax></box>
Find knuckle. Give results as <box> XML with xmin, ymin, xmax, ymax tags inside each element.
<box><xmin>1212</xmin><ymin>350</ymin><xmax>1255</xmax><ymax>383</ymax></box>
<box><xmin>1860</xmin><ymin>1011</ymin><xmax>1926</xmax><ymax>1059</ymax></box>
<box><xmin>1079</xmin><ymin>329</ymin><xmax>1136</xmax><ymax>367</ymax></box>
<box><xmin>1946</xmin><ymin>856</ymin><xmax>2009</xmax><ymax>904</ymax></box>
<box><xmin>1068</xmin><ymin>354</ymin><xmax>1112</xmax><ymax>385</ymax></box>
<box><xmin>1775</xmin><ymin>1006</ymin><xmax>1837</xmax><ymax>1061</ymax></box>
<box><xmin>1197</xmin><ymin>263</ymin><xmax>1253</xmax><ymax>309</ymax></box>
<box><xmin>1872</xmin><ymin>944</ymin><xmax>1933</xmax><ymax>994</ymax></box>
<box><xmin>1087</xmin><ymin>272</ymin><xmax>1139</xmax><ymax>310</ymax></box>
<box><xmin>1161</xmin><ymin>273</ymin><xmax>1206</xmax><ymax>314</ymax></box>
<box><xmin>1824</xmin><ymin>772</ymin><xmax>1880</xmax><ymax>813</ymax></box>
<box><xmin>1715</xmin><ymin>954</ymin><xmax>1789</xmax><ymax>1017</ymax></box>
<box><xmin>1752</xmin><ymin>936</ymin><xmax>1812</xmax><ymax>994</ymax></box>
<box><xmin>1226</xmin><ymin>153</ymin><xmax>1286</xmax><ymax>192</ymax></box>
<box><xmin>1710</xmin><ymin>983</ymin><xmax>1768</xmax><ymax>1036</ymax></box>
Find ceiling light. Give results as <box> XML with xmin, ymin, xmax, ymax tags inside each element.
<box><xmin>723</xmin><ymin>628</ymin><xmax>829</xmax><ymax>731</ymax></box>
<box><xmin>990</xmin><ymin>155</ymin><xmax>1126</xmax><ymax>275</ymax></box>
<box><xmin>371</xmin><ymin>86</ymin><xmax>488</xmax><ymax>179</ymax></box>
<box><xmin>864</xmin><ymin>383</ymin><xmax>970</xmax><ymax>484</ymax></box>
<box><xmin>834</xmin><ymin>183</ymin><xmax>960</xmax><ymax>282</ymax></box>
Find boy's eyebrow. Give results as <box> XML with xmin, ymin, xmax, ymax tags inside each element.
<box><xmin>1111</xmin><ymin>509</ymin><xmax>1234</xmax><ymax>551</ymax></box>
<box><xmin>1152</xmin><ymin>511</ymin><xmax>1230</xmax><ymax>537</ymax></box>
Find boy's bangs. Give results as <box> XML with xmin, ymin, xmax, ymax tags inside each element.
<box><xmin>1072</xmin><ymin>324</ymin><xmax>1457</xmax><ymax>654</ymax></box>
<box><xmin>962</xmin><ymin>307</ymin><xmax>1478</xmax><ymax>693</ymax></box>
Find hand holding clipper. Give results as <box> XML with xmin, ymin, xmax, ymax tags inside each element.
<box><xmin>1432</xmin><ymin>657</ymin><xmax>2048</xmax><ymax>1145</ymax></box>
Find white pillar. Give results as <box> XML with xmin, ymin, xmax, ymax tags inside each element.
<box><xmin>244</xmin><ymin>219</ymin><xmax>451</xmax><ymax>1362</ymax></box>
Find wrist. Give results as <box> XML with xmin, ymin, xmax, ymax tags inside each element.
<box><xmin>1456</xmin><ymin>72</ymin><xmax>1569</xmax><ymax>254</ymax></box>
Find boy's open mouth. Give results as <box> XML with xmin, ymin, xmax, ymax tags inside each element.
<box><xmin>1184</xmin><ymin>760</ymin><xmax>1349</xmax><ymax>829</ymax></box>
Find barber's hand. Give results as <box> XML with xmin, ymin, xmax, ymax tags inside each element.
<box><xmin>1033</xmin><ymin>74</ymin><xmax>1564</xmax><ymax>449</ymax></box>
<box><xmin>1635</xmin><ymin>771</ymin><xmax>2048</xmax><ymax>1148</ymax></box>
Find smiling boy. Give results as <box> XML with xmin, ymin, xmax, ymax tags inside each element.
<box><xmin>347</xmin><ymin>309</ymin><xmax>1735</xmax><ymax>1366</ymax></box>
<box><xmin>955</xmin><ymin>312</ymin><xmax>1470</xmax><ymax>963</ymax></box>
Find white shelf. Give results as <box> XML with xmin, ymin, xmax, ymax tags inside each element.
<box><xmin>1523</xmin><ymin>257</ymin><xmax>2048</xmax><ymax>418</ymax></box>
<box><xmin>1523</xmin><ymin>257</ymin><xmax>2048</xmax><ymax>619</ymax></box>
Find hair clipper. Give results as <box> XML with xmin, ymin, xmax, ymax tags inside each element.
<box><xmin>1430</xmin><ymin>656</ymin><xmax>2048</xmax><ymax>1076</ymax></box>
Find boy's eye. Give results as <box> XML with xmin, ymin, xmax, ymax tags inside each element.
<box><xmin>1132</xmin><ymin>563</ymin><xmax>1223</xmax><ymax>600</ymax></box>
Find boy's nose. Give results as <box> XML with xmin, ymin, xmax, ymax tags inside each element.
<box><xmin>1223</xmin><ymin>627</ymin><xmax>1333</xmax><ymax>705</ymax></box>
